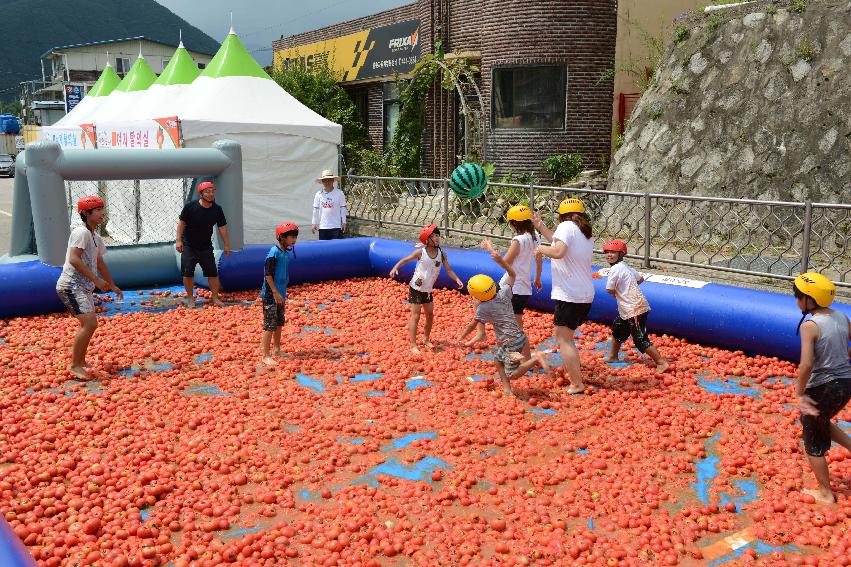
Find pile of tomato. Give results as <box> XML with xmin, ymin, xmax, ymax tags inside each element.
<box><xmin>1</xmin><ymin>277</ymin><xmax>850</xmax><ymax>566</ymax></box>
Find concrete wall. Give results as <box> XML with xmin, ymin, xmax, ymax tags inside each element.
<box><xmin>613</xmin><ymin>0</ymin><xmax>706</xmax><ymax>144</ymax></box>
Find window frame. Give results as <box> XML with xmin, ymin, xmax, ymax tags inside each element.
<box><xmin>490</xmin><ymin>64</ymin><xmax>568</xmax><ymax>131</ymax></box>
<box><xmin>115</xmin><ymin>57</ymin><xmax>131</xmax><ymax>77</ymax></box>
<box><xmin>382</xmin><ymin>81</ymin><xmax>405</xmax><ymax>148</ymax></box>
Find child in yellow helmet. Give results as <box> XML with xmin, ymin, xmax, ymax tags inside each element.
<box><xmin>458</xmin><ymin>205</ymin><xmax>542</xmax><ymax>351</ymax></box>
<box><xmin>460</xmin><ymin>239</ymin><xmax>552</xmax><ymax>396</ymax></box>
<box><xmin>793</xmin><ymin>272</ymin><xmax>851</xmax><ymax>504</ymax></box>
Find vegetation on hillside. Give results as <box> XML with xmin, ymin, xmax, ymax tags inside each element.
<box><xmin>0</xmin><ymin>0</ymin><xmax>219</xmax><ymax>102</ymax></box>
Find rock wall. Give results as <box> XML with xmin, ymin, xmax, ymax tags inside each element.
<box><xmin>608</xmin><ymin>0</ymin><xmax>851</xmax><ymax>204</ymax></box>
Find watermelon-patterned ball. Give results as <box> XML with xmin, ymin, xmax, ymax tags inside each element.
<box><xmin>449</xmin><ymin>163</ymin><xmax>488</xmax><ymax>199</ymax></box>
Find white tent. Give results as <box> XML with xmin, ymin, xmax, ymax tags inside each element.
<box><xmin>47</xmin><ymin>31</ymin><xmax>343</xmax><ymax>244</ymax></box>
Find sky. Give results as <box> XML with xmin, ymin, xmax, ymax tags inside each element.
<box><xmin>155</xmin><ymin>0</ymin><xmax>411</xmax><ymax>66</ymax></box>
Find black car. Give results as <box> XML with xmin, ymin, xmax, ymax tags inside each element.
<box><xmin>0</xmin><ymin>154</ymin><xmax>13</xmax><ymax>177</ymax></box>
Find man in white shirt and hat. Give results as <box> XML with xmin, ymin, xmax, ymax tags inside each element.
<box><xmin>311</xmin><ymin>169</ymin><xmax>347</xmax><ymax>240</ymax></box>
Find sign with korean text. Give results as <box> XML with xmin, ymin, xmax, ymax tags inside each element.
<box><xmin>96</xmin><ymin>117</ymin><xmax>181</xmax><ymax>150</ymax></box>
<box><xmin>274</xmin><ymin>19</ymin><xmax>420</xmax><ymax>82</ymax></box>
<box><xmin>64</xmin><ymin>84</ymin><xmax>83</xmax><ymax>113</ymax></box>
<box><xmin>40</xmin><ymin>123</ymin><xmax>97</xmax><ymax>150</ymax></box>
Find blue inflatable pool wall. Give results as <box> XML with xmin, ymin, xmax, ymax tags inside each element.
<box><xmin>1</xmin><ymin>237</ymin><xmax>848</xmax><ymax>364</ymax></box>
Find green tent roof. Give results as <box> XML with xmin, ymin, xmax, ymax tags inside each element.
<box><xmin>200</xmin><ymin>31</ymin><xmax>270</xmax><ymax>79</ymax></box>
<box><xmin>114</xmin><ymin>55</ymin><xmax>157</xmax><ymax>92</ymax></box>
<box><xmin>154</xmin><ymin>42</ymin><xmax>200</xmax><ymax>86</ymax></box>
<box><xmin>87</xmin><ymin>64</ymin><xmax>121</xmax><ymax>96</ymax></box>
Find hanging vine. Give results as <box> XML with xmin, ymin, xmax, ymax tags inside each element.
<box><xmin>385</xmin><ymin>38</ymin><xmax>483</xmax><ymax>177</ymax></box>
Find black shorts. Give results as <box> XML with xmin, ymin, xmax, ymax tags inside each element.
<box><xmin>612</xmin><ymin>311</ymin><xmax>653</xmax><ymax>353</ymax></box>
<box><xmin>181</xmin><ymin>245</ymin><xmax>218</xmax><ymax>278</ymax></box>
<box><xmin>318</xmin><ymin>228</ymin><xmax>343</xmax><ymax>240</ymax></box>
<box><xmin>553</xmin><ymin>301</ymin><xmax>592</xmax><ymax>330</ymax></box>
<box><xmin>511</xmin><ymin>294</ymin><xmax>530</xmax><ymax>315</ymax></box>
<box><xmin>408</xmin><ymin>286</ymin><xmax>433</xmax><ymax>304</ymax></box>
<box><xmin>262</xmin><ymin>298</ymin><xmax>286</xmax><ymax>331</ymax></box>
<box><xmin>801</xmin><ymin>379</ymin><xmax>851</xmax><ymax>457</ymax></box>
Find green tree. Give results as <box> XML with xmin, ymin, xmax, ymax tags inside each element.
<box><xmin>270</xmin><ymin>61</ymin><xmax>370</xmax><ymax>171</ymax></box>
<box><xmin>0</xmin><ymin>100</ymin><xmax>22</xmax><ymax>116</ymax></box>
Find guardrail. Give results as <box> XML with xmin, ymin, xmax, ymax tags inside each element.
<box><xmin>344</xmin><ymin>175</ymin><xmax>851</xmax><ymax>288</ymax></box>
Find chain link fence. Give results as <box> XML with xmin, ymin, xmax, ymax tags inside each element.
<box><xmin>345</xmin><ymin>175</ymin><xmax>851</xmax><ymax>289</ymax></box>
<box><xmin>65</xmin><ymin>178</ymin><xmax>191</xmax><ymax>245</ymax></box>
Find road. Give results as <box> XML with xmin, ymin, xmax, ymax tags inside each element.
<box><xmin>0</xmin><ymin>177</ymin><xmax>12</xmax><ymax>254</ymax></box>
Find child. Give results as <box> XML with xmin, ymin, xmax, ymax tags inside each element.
<box><xmin>55</xmin><ymin>196</ymin><xmax>123</xmax><ymax>379</ymax></box>
<box><xmin>260</xmin><ymin>222</ymin><xmax>298</xmax><ymax>365</ymax></box>
<box><xmin>793</xmin><ymin>272</ymin><xmax>851</xmax><ymax>505</ymax></box>
<box><xmin>602</xmin><ymin>239</ymin><xmax>669</xmax><ymax>374</ymax></box>
<box><xmin>461</xmin><ymin>239</ymin><xmax>552</xmax><ymax>397</ymax></box>
<box><xmin>389</xmin><ymin>224</ymin><xmax>463</xmax><ymax>353</ymax></box>
<box><xmin>459</xmin><ymin>205</ymin><xmax>543</xmax><ymax>351</ymax></box>
<box><xmin>311</xmin><ymin>169</ymin><xmax>347</xmax><ymax>240</ymax></box>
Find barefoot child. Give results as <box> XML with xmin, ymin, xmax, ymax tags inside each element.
<box><xmin>260</xmin><ymin>223</ymin><xmax>298</xmax><ymax>365</ymax></box>
<box><xmin>602</xmin><ymin>240</ymin><xmax>669</xmax><ymax>374</ymax></box>
<box><xmin>55</xmin><ymin>196</ymin><xmax>123</xmax><ymax>379</ymax></box>
<box><xmin>793</xmin><ymin>272</ymin><xmax>851</xmax><ymax>505</ymax></box>
<box><xmin>463</xmin><ymin>239</ymin><xmax>552</xmax><ymax>396</ymax></box>
<box><xmin>459</xmin><ymin>205</ymin><xmax>543</xmax><ymax>351</ymax></box>
<box><xmin>389</xmin><ymin>224</ymin><xmax>463</xmax><ymax>353</ymax></box>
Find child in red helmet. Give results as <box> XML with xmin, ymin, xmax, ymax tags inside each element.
<box><xmin>261</xmin><ymin>222</ymin><xmax>298</xmax><ymax>365</ymax></box>
<box><xmin>601</xmin><ymin>240</ymin><xmax>669</xmax><ymax>374</ymax></box>
<box><xmin>55</xmin><ymin>196</ymin><xmax>123</xmax><ymax>379</ymax></box>
<box><xmin>389</xmin><ymin>224</ymin><xmax>463</xmax><ymax>353</ymax></box>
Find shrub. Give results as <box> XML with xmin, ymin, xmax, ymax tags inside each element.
<box><xmin>542</xmin><ymin>154</ymin><xmax>583</xmax><ymax>185</ymax></box>
<box><xmin>271</xmin><ymin>61</ymin><xmax>370</xmax><ymax>173</ymax></box>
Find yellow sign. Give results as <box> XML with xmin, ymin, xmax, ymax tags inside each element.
<box><xmin>274</xmin><ymin>20</ymin><xmax>420</xmax><ymax>82</ymax></box>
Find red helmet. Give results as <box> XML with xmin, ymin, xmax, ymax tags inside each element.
<box><xmin>198</xmin><ymin>181</ymin><xmax>216</xmax><ymax>192</ymax></box>
<box><xmin>419</xmin><ymin>223</ymin><xmax>439</xmax><ymax>245</ymax></box>
<box><xmin>275</xmin><ymin>222</ymin><xmax>299</xmax><ymax>240</ymax></box>
<box><xmin>77</xmin><ymin>195</ymin><xmax>105</xmax><ymax>213</ymax></box>
<box><xmin>603</xmin><ymin>239</ymin><xmax>628</xmax><ymax>254</ymax></box>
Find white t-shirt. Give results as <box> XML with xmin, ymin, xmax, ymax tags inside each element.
<box><xmin>56</xmin><ymin>226</ymin><xmax>106</xmax><ymax>292</ymax></box>
<box><xmin>499</xmin><ymin>232</ymin><xmax>538</xmax><ymax>296</ymax></box>
<box><xmin>410</xmin><ymin>246</ymin><xmax>443</xmax><ymax>292</ymax></box>
<box><xmin>550</xmin><ymin>221</ymin><xmax>594</xmax><ymax>303</ymax></box>
<box><xmin>312</xmin><ymin>188</ymin><xmax>347</xmax><ymax>229</ymax></box>
<box><xmin>606</xmin><ymin>261</ymin><xmax>650</xmax><ymax>319</ymax></box>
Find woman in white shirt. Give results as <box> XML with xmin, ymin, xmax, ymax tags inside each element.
<box><xmin>311</xmin><ymin>169</ymin><xmax>347</xmax><ymax>240</ymax></box>
<box><xmin>533</xmin><ymin>198</ymin><xmax>595</xmax><ymax>394</ymax></box>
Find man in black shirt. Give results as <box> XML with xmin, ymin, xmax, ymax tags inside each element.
<box><xmin>176</xmin><ymin>181</ymin><xmax>231</xmax><ymax>307</ymax></box>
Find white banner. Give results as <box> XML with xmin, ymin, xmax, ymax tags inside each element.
<box><xmin>95</xmin><ymin>117</ymin><xmax>181</xmax><ymax>150</ymax></box>
<box><xmin>40</xmin><ymin>124</ymin><xmax>97</xmax><ymax>150</ymax></box>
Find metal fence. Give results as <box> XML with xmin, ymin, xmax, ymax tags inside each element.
<box><xmin>345</xmin><ymin>175</ymin><xmax>851</xmax><ymax>289</ymax></box>
<box><xmin>65</xmin><ymin>178</ymin><xmax>191</xmax><ymax>245</ymax></box>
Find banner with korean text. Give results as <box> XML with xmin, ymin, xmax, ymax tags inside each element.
<box><xmin>95</xmin><ymin>117</ymin><xmax>182</xmax><ymax>150</ymax></box>
<box><xmin>40</xmin><ymin>123</ymin><xmax>97</xmax><ymax>150</ymax></box>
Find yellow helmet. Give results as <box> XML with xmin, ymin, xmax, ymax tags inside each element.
<box><xmin>794</xmin><ymin>272</ymin><xmax>836</xmax><ymax>308</ymax></box>
<box><xmin>558</xmin><ymin>198</ymin><xmax>585</xmax><ymax>215</ymax></box>
<box><xmin>467</xmin><ymin>274</ymin><xmax>497</xmax><ymax>301</ymax></box>
<box><xmin>506</xmin><ymin>205</ymin><xmax>532</xmax><ymax>222</ymax></box>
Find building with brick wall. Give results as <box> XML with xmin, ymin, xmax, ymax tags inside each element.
<box><xmin>273</xmin><ymin>0</ymin><xmax>618</xmax><ymax>181</ymax></box>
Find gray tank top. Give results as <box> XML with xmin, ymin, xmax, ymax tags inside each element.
<box><xmin>807</xmin><ymin>310</ymin><xmax>851</xmax><ymax>389</ymax></box>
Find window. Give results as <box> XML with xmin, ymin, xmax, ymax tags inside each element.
<box><xmin>162</xmin><ymin>58</ymin><xmax>170</xmax><ymax>71</ymax></box>
<box><xmin>115</xmin><ymin>57</ymin><xmax>131</xmax><ymax>77</ymax></box>
<box><xmin>492</xmin><ymin>66</ymin><xmax>566</xmax><ymax>129</ymax></box>
<box><xmin>383</xmin><ymin>82</ymin><xmax>403</xmax><ymax>147</ymax></box>
<box><xmin>350</xmin><ymin>89</ymin><xmax>368</xmax><ymax>125</ymax></box>
<box><xmin>198</xmin><ymin>63</ymin><xmax>206</xmax><ymax>70</ymax></box>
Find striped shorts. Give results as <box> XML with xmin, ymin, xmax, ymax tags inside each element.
<box><xmin>56</xmin><ymin>286</ymin><xmax>95</xmax><ymax>315</ymax></box>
